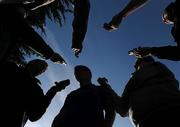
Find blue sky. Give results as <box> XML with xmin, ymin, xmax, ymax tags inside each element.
<box><xmin>25</xmin><ymin>0</ymin><xmax>180</xmax><ymax>127</ymax></box>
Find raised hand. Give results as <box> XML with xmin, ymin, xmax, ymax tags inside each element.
<box><xmin>50</xmin><ymin>52</ymin><xmax>67</xmax><ymax>65</ymax></box>
<box><xmin>72</xmin><ymin>48</ymin><xmax>82</xmax><ymax>58</ymax></box>
<box><xmin>129</xmin><ymin>47</ymin><xmax>152</xmax><ymax>58</ymax></box>
<box><xmin>97</xmin><ymin>77</ymin><xmax>109</xmax><ymax>87</ymax></box>
<box><xmin>103</xmin><ymin>14</ymin><xmax>123</xmax><ymax>31</ymax></box>
<box><xmin>54</xmin><ymin>79</ymin><xmax>70</xmax><ymax>91</ymax></box>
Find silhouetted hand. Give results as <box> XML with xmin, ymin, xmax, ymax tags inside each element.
<box><xmin>129</xmin><ymin>47</ymin><xmax>152</xmax><ymax>58</ymax></box>
<box><xmin>97</xmin><ymin>77</ymin><xmax>109</xmax><ymax>87</ymax></box>
<box><xmin>50</xmin><ymin>52</ymin><xmax>67</xmax><ymax>65</ymax></box>
<box><xmin>103</xmin><ymin>14</ymin><xmax>123</xmax><ymax>31</ymax></box>
<box><xmin>72</xmin><ymin>48</ymin><xmax>82</xmax><ymax>58</ymax></box>
<box><xmin>54</xmin><ymin>79</ymin><xmax>70</xmax><ymax>92</ymax></box>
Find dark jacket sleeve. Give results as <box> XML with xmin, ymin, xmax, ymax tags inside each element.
<box><xmin>116</xmin><ymin>77</ymin><xmax>138</xmax><ymax>117</ymax></box>
<box><xmin>26</xmin><ymin>81</ymin><xmax>57</xmax><ymax>121</ymax></box>
<box><xmin>150</xmin><ymin>46</ymin><xmax>180</xmax><ymax>61</ymax></box>
<box><xmin>71</xmin><ymin>0</ymin><xmax>90</xmax><ymax>49</ymax></box>
<box><xmin>173</xmin><ymin>0</ymin><xmax>180</xmax><ymax>43</ymax></box>
<box><xmin>52</xmin><ymin>94</ymin><xmax>72</xmax><ymax>127</ymax></box>
<box><xmin>0</xmin><ymin>4</ymin><xmax>55</xmax><ymax>59</ymax></box>
<box><xmin>25</xmin><ymin>78</ymin><xmax>45</xmax><ymax>121</ymax></box>
<box><xmin>20</xmin><ymin>22</ymin><xmax>54</xmax><ymax>59</ymax></box>
<box><xmin>99</xmin><ymin>87</ymin><xmax>115</xmax><ymax>127</ymax></box>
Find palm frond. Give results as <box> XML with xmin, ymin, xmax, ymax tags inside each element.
<box><xmin>26</xmin><ymin>0</ymin><xmax>73</xmax><ymax>32</ymax></box>
<box><xmin>7</xmin><ymin>0</ymin><xmax>73</xmax><ymax>65</ymax></box>
<box><xmin>7</xmin><ymin>43</ymin><xmax>40</xmax><ymax>66</ymax></box>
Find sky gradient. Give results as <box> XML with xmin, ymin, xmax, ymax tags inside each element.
<box><xmin>25</xmin><ymin>0</ymin><xmax>180</xmax><ymax>127</ymax></box>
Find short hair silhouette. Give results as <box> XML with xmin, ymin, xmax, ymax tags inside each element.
<box><xmin>74</xmin><ymin>65</ymin><xmax>92</xmax><ymax>79</ymax></box>
<box><xmin>26</xmin><ymin>59</ymin><xmax>48</xmax><ymax>77</ymax></box>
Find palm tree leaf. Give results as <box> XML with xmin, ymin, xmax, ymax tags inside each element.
<box><xmin>26</xmin><ymin>0</ymin><xmax>73</xmax><ymax>32</ymax></box>
<box><xmin>6</xmin><ymin>0</ymin><xmax>73</xmax><ymax>65</ymax></box>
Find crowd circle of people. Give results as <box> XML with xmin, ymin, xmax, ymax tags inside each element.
<box><xmin>0</xmin><ymin>0</ymin><xmax>180</xmax><ymax>127</ymax></box>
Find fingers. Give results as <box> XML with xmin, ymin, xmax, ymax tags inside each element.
<box><xmin>103</xmin><ymin>14</ymin><xmax>123</xmax><ymax>31</ymax></box>
<box><xmin>128</xmin><ymin>47</ymin><xmax>152</xmax><ymax>58</ymax></box>
<box><xmin>72</xmin><ymin>48</ymin><xmax>82</xmax><ymax>58</ymax></box>
<box><xmin>59</xmin><ymin>58</ymin><xmax>67</xmax><ymax>65</ymax></box>
<box><xmin>103</xmin><ymin>23</ymin><xmax>118</xmax><ymax>31</ymax></box>
<box><xmin>97</xmin><ymin>77</ymin><xmax>108</xmax><ymax>85</ymax></box>
<box><xmin>55</xmin><ymin>79</ymin><xmax>70</xmax><ymax>91</ymax></box>
<box><xmin>103</xmin><ymin>23</ymin><xmax>116</xmax><ymax>31</ymax></box>
<box><xmin>51</xmin><ymin>53</ymin><xmax>67</xmax><ymax>65</ymax></box>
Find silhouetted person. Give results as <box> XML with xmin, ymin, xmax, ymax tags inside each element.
<box><xmin>71</xmin><ymin>0</ymin><xmax>90</xmax><ymax>57</ymax></box>
<box><xmin>98</xmin><ymin>57</ymin><xmax>180</xmax><ymax>127</ymax></box>
<box><xmin>130</xmin><ymin>1</ymin><xmax>180</xmax><ymax>61</ymax></box>
<box><xmin>0</xmin><ymin>59</ymin><xmax>70</xmax><ymax>127</ymax></box>
<box><xmin>0</xmin><ymin>1</ymin><xmax>66</xmax><ymax>64</ymax></box>
<box><xmin>52</xmin><ymin>65</ymin><xmax>115</xmax><ymax>127</ymax></box>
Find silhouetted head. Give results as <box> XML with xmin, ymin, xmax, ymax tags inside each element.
<box><xmin>162</xmin><ymin>2</ymin><xmax>175</xmax><ymax>24</ymax></box>
<box><xmin>134</xmin><ymin>56</ymin><xmax>155</xmax><ymax>71</ymax></box>
<box><xmin>74</xmin><ymin>65</ymin><xmax>92</xmax><ymax>86</ymax></box>
<box><xmin>26</xmin><ymin>59</ymin><xmax>48</xmax><ymax>77</ymax></box>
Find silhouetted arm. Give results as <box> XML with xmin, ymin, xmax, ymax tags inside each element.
<box><xmin>97</xmin><ymin>77</ymin><xmax>128</xmax><ymax>117</ymax></box>
<box><xmin>52</xmin><ymin>105</ymin><xmax>68</xmax><ymax>127</ymax></box>
<box><xmin>26</xmin><ymin>81</ymin><xmax>47</xmax><ymax>121</ymax></box>
<box><xmin>131</xmin><ymin>45</ymin><xmax>180</xmax><ymax>61</ymax></box>
<box><xmin>115</xmin><ymin>77</ymin><xmax>136</xmax><ymax>117</ymax></box>
<box><xmin>27</xmin><ymin>80</ymin><xmax>69</xmax><ymax>121</ymax></box>
<box><xmin>98</xmin><ymin>87</ymin><xmax>115</xmax><ymax>127</ymax></box>
<box><xmin>19</xmin><ymin>21</ymin><xmax>66</xmax><ymax>64</ymax></box>
<box><xmin>116</xmin><ymin>0</ymin><xmax>149</xmax><ymax>18</ymax></box>
<box><xmin>44</xmin><ymin>79</ymin><xmax>70</xmax><ymax>108</ymax></box>
<box><xmin>104</xmin><ymin>103</ymin><xmax>116</xmax><ymax>127</ymax></box>
<box><xmin>104</xmin><ymin>0</ymin><xmax>149</xmax><ymax>31</ymax></box>
<box><xmin>52</xmin><ymin>94</ymin><xmax>72</xmax><ymax>127</ymax></box>
<box><xmin>149</xmin><ymin>46</ymin><xmax>180</xmax><ymax>61</ymax></box>
<box><xmin>172</xmin><ymin>0</ymin><xmax>180</xmax><ymax>43</ymax></box>
<box><xmin>71</xmin><ymin>0</ymin><xmax>90</xmax><ymax>57</ymax></box>
<box><xmin>23</xmin><ymin>27</ymin><xmax>55</xmax><ymax>59</ymax></box>
<box><xmin>27</xmin><ymin>87</ymin><xmax>61</xmax><ymax>121</ymax></box>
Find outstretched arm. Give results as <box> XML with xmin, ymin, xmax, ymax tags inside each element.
<box><xmin>19</xmin><ymin>21</ymin><xmax>67</xmax><ymax>64</ymax></box>
<box><xmin>27</xmin><ymin>79</ymin><xmax>70</xmax><ymax>121</ymax></box>
<box><xmin>116</xmin><ymin>0</ymin><xmax>149</xmax><ymax>18</ymax></box>
<box><xmin>104</xmin><ymin>104</ymin><xmax>115</xmax><ymax>127</ymax></box>
<box><xmin>71</xmin><ymin>0</ymin><xmax>90</xmax><ymax>57</ymax></box>
<box><xmin>130</xmin><ymin>46</ymin><xmax>180</xmax><ymax>61</ymax></box>
<box><xmin>44</xmin><ymin>79</ymin><xmax>70</xmax><ymax>106</ymax></box>
<box><xmin>104</xmin><ymin>0</ymin><xmax>149</xmax><ymax>31</ymax></box>
<box><xmin>98</xmin><ymin>77</ymin><xmax>129</xmax><ymax>117</ymax></box>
